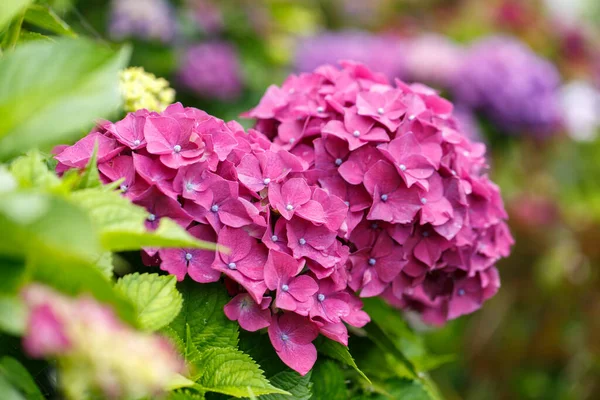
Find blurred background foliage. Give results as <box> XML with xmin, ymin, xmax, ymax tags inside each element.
<box><xmin>39</xmin><ymin>0</ymin><xmax>600</xmax><ymax>398</ymax></box>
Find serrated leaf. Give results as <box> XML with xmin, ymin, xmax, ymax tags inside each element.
<box><xmin>167</xmin><ymin>281</ymin><xmax>239</xmax><ymax>353</ymax></box>
<box><xmin>259</xmin><ymin>371</ymin><xmax>312</xmax><ymax>400</ymax></box>
<box><xmin>195</xmin><ymin>347</ymin><xmax>289</xmax><ymax>398</ymax></box>
<box><xmin>73</xmin><ymin>141</ymin><xmax>101</xmax><ymax>189</ymax></box>
<box><xmin>310</xmin><ymin>360</ymin><xmax>347</xmax><ymax>400</ymax></box>
<box><xmin>18</xmin><ymin>30</ymin><xmax>54</xmax><ymax>43</ymax></box>
<box><xmin>9</xmin><ymin>151</ymin><xmax>61</xmax><ymax>190</ymax></box>
<box><xmin>93</xmin><ymin>251</ymin><xmax>113</xmax><ymax>279</ymax></box>
<box><xmin>167</xmin><ymin>390</ymin><xmax>205</xmax><ymax>400</ymax></box>
<box><xmin>69</xmin><ymin>189</ymin><xmax>215</xmax><ymax>251</ymax></box>
<box><xmin>0</xmin><ymin>0</ymin><xmax>32</xmax><ymax>31</ymax></box>
<box><xmin>0</xmin><ymin>357</ymin><xmax>44</xmax><ymax>399</ymax></box>
<box><xmin>316</xmin><ymin>338</ymin><xmax>371</xmax><ymax>384</ymax></box>
<box><xmin>116</xmin><ymin>273</ymin><xmax>183</xmax><ymax>332</ymax></box>
<box><xmin>23</xmin><ymin>4</ymin><xmax>76</xmax><ymax>37</ymax></box>
<box><xmin>0</xmin><ymin>38</ymin><xmax>130</xmax><ymax>160</ymax></box>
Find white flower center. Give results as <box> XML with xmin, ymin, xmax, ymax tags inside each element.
<box><xmin>399</xmin><ymin>164</ymin><xmax>407</xmax><ymax>171</ymax></box>
<box><xmin>211</xmin><ymin>204</ymin><xmax>219</xmax><ymax>212</ymax></box>
<box><xmin>317</xmin><ymin>106</ymin><xmax>324</xmax><ymax>113</ymax></box>
<box><xmin>281</xmin><ymin>284</ymin><xmax>289</xmax><ymax>292</ymax></box>
<box><xmin>271</xmin><ymin>235</ymin><xmax>278</xmax><ymax>242</ymax></box>
<box><xmin>298</xmin><ymin>238</ymin><xmax>307</xmax><ymax>245</ymax></box>
<box><xmin>133</xmin><ymin>139</ymin><xmax>141</xmax><ymax>146</ymax></box>
<box><xmin>380</xmin><ymin>194</ymin><xmax>388</xmax><ymax>202</ymax></box>
<box><xmin>263</xmin><ymin>178</ymin><xmax>271</xmax><ymax>185</ymax></box>
<box><xmin>317</xmin><ymin>293</ymin><xmax>325</xmax><ymax>302</ymax></box>
<box><xmin>377</xmin><ymin>107</ymin><xmax>384</xmax><ymax>115</ymax></box>
<box><xmin>420</xmin><ymin>198</ymin><xmax>427</xmax><ymax>205</ymax></box>
<box><xmin>147</xmin><ymin>214</ymin><xmax>156</xmax><ymax>222</ymax></box>
<box><xmin>368</xmin><ymin>258</ymin><xmax>377</xmax><ymax>266</ymax></box>
<box><xmin>335</xmin><ymin>158</ymin><xmax>343</xmax><ymax>166</ymax></box>
<box><xmin>185</xmin><ymin>253</ymin><xmax>193</xmax><ymax>261</ymax></box>
<box><xmin>173</xmin><ymin>144</ymin><xmax>182</xmax><ymax>153</ymax></box>
<box><xmin>227</xmin><ymin>262</ymin><xmax>237</xmax><ymax>270</ymax></box>
<box><xmin>285</xmin><ymin>204</ymin><xmax>294</xmax><ymax>211</ymax></box>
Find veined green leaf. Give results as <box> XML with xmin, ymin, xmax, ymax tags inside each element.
<box><xmin>0</xmin><ymin>39</ymin><xmax>130</xmax><ymax>160</ymax></box>
<box><xmin>195</xmin><ymin>347</ymin><xmax>290</xmax><ymax>398</ymax></box>
<box><xmin>9</xmin><ymin>151</ymin><xmax>61</xmax><ymax>190</ymax></box>
<box><xmin>116</xmin><ymin>273</ymin><xmax>183</xmax><ymax>332</ymax></box>
<box><xmin>23</xmin><ymin>5</ymin><xmax>76</xmax><ymax>37</ymax></box>
<box><xmin>259</xmin><ymin>370</ymin><xmax>312</xmax><ymax>400</ymax></box>
<box><xmin>166</xmin><ymin>281</ymin><xmax>239</xmax><ymax>353</ymax></box>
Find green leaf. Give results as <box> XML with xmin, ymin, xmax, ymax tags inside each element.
<box><xmin>0</xmin><ymin>374</ymin><xmax>25</xmax><ymax>400</ymax></box>
<box><xmin>28</xmin><ymin>251</ymin><xmax>137</xmax><ymax>325</ymax></box>
<box><xmin>259</xmin><ymin>370</ymin><xmax>312</xmax><ymax>400</ymax></box>
<box><xmin>0</xmin><ymin>256</ymin><xmax>25</xmax><ymax>295</ymax></box>
<box><xmin>362</xmin><ymin>297</ymin><xmax>451</xmax><ymax>372</ymax></box>
<box><xmin>382</xmin><ymin>378</ymin><xmax>433</xmax><ymax>400</ymax></box>
<box><xmin>0</xmin><ymin>0</ymin><xmax>31</xmax><ymax>31</ymax></box>
<box><xmin>195</xmin><ymin>347</ymin><xmax>290</xmax><ymax>398</ymax></box>
<box><xmin>73</xmin><ymin>141</ymin><xmax>101</xmax><ymax>189</ymax></box>
<box><xmin>316</xmin><ymin>338</ymin><xmax>371</xmax><ymax>384</ymax></box>
<box><xmin>9</xmin><ymin>151</ymin><xmax>61</xmax><ymax>190</ymax></box>
<box><xmin>166</xmin><ymin>373</ymin><xmax>197</xmax><ymax>391</ymax></box>
<box><xmin>93</xmin><ymin>251</ymin><xmax>114</xmax><ymax>279</ymax></box>
<box><xmin>0</xmin><ymin>38</ymin><xmax>130</xmax><ymax>160</ymax></box>
<box><xmin>0</xmin><ymin>357</ymin><xmax>44</xmax><ymax>399</ymax></box>
<box><xmin>167</xmin><ymin>390</ymin><xmax>205</xmax><ymax>400</ymax></box>
<box><xmin>23</xmin><ymin>4</ymin><xmax>76</xmax><ymax>37</ymax></box>
<box><xmin>310</xmin><ymin>361</ymin><xmax>347</xmax><ymax>400</ymax></box>
<box><xmin>0</xmin><ymin>296</ymin><xmax>25</xmax><ymax>335</ymax></box>
<box><xmin>0</xmin><ymin>192</ymin><xmax>100</xmax><ymax>262</ymax></box>
<box><xmin>166</xmin><ymin>281</ymin><xmax>239</xmax><ymax>353</ymax></box>
<box><xmin>115</xmin><ymin>273</ymin><xmax>183</xmax><ymax>332</ymax></box>
<box><xmin>69</xmin><ymin>189</ymin><xmax>215</xmax><ymax>251</ymax></box>
<box><xmin>18</xmin><ymin>30</ymin><xmax>54</xmax><ymax>43</ymax></box>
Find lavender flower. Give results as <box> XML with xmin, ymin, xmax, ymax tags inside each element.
<box><xmin>403</xmin><ymin>34</ymin><xmax>464</xmax><ymax>88</ymax></box>
<box><xmin>178</xmin><ymin>41</ymin><xmax>243</xmax><ymax>101</ymax></box>
<box><xmin>453</xmin><ymin>36</ymin><xmax>562</xmax><ymax>136</ymax></box>
<box><xmin>294</xmin><ymin>31</ymin><xmax>405</xmax><ymax>80</ymax></box>
<box><xmin>109</xmin><ymin>0</ymin><xmax>176</xmax><ymax>43</ymax></box>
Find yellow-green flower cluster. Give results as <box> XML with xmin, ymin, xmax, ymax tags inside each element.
<box><xmin>119</xmin><ymin>67</ymin><xmax>175</xmax><ymax>113</ymax></box>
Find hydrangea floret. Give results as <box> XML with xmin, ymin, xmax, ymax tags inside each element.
<box><xmin>246</xmin><ymin>61</ymin><xmax>513</xmax><ymax>325</ymax></box>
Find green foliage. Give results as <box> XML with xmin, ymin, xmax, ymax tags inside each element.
<box><xmin>0</xmin><ymin>38</ymin><xmax>130</xmax><ymax>160</ymax></box>
<box><xmin>194</xmin><ymin>347</ymin><xmax>289</xmax><ymax>398</ymax></box>
<box><xmin>0</xmin><ymin>297</ymin><xmax>26</xmax><ymax>335</ymax></box>
<box><xmin>116</xmin><ymin>273</ymin><xmax>183</xmax><ymax>332</ymax></box>
<box><xmin>259</xmin><ymin>371</ymin><xmax>312</xmax><ymax>400</ymax></box>
<box><xmin>72</xmin><ymin>142</ymin><xmax>101</xmax><ymax>190</ymax></box>
<box><xmin>23</xmin><ymin>4</ymin><xmax>76</xmax><ymax>37</ymax></box>
<box><xmin>0</xmin><ymin>357</ymin><xmax>43</xmax><ymax>400</ymax></box>
<box><xmin>166</xmin><ymin>282</ymin><xmax>239</xmax><ymax>355</ymax></box>
<box><xmin>316</xmin><ymin>337</ymin><xmax>371</xmax><ymax>383</ymax></box>
<box><xmin>0</xmin><ymin>0</ymin><xmax>31</xmax><ymax>31</ymax></box>
<box><xmin>70</xmin><ymin>189</ymin><xmax>215</xmax><ymax>251</ymax></box>
<box><xmin>310</xmin><ymin>360</ymin><xmax>347</xmax><ymax>400</ymax></box>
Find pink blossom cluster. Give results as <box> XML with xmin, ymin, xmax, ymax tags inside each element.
<box><xmin>246</xmin><ymin>61</ymin><xmax>513</xmax><ymax>326</ymax></box>
<box><xmin>54</xmin><ymin>102</ymin><xmax>370</xmax><ymax>375</ymax></box>
<box><xmin>22</xmin><ymin>284</ymin><xmax>183</xmax><ymax>399</ymax></box>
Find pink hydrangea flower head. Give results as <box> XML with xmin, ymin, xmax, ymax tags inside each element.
<box><xmin>247</xmin><ymin>61</ymin><xmax>513</xmax><ymax>324</ymax></box>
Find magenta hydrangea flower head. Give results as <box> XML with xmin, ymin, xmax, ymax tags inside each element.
<box><xmin>246</xmin><ymin>61</ymin><xmax>513</xmax><ymax>325</ymax></box>
<box><xmin>452</xmin><ymin>35</ymin><xmax>562</xmax><ymax>137</ymax></box>
<box><xmin>55</xmin><ymin>101</ymin><xmax>370</xmax><ymax>375</ymax></box>
<box><xmin>177</xmin><ymin>41</ymin><xmax>243</xmax><ymax>101</ymax></box>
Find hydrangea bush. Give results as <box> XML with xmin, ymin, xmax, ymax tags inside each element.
<box><xmin>55</xmin><ymin>61</ymin><xmax>513</xmax><ymax>377</ymax></box>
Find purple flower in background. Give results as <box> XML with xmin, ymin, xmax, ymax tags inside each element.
<box><xmin>452</xmin><ymin>106</ymin><xmax>485</xmax><ymax>143</ymax></box>
<box><xmin>178</xmin><ymin>42</ymin><xmax>243</xmax><ymax>101</ymax></box>
<box><xmin>403</xmin><ymin>34</ymin><xmax>464</xmax><ymax>88</ymax></box>
<box><xmin>295</xmin><ymin>31</ymin><xmax>405</xmax><ymax>80</ymax></box>
<box><xmin>453</xmin><ymin>36</ymin><xmax>562</xmax><ymax>137</ymax></box>
<box><xmin>186</xmin><ymin>0</ymin><xmax>224</xmax><ymax>34</ymax></box>
<box><xmin>109</xmin><ymin>0</ymin><xmax>176</xmax><ymax>43</ymax></box>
